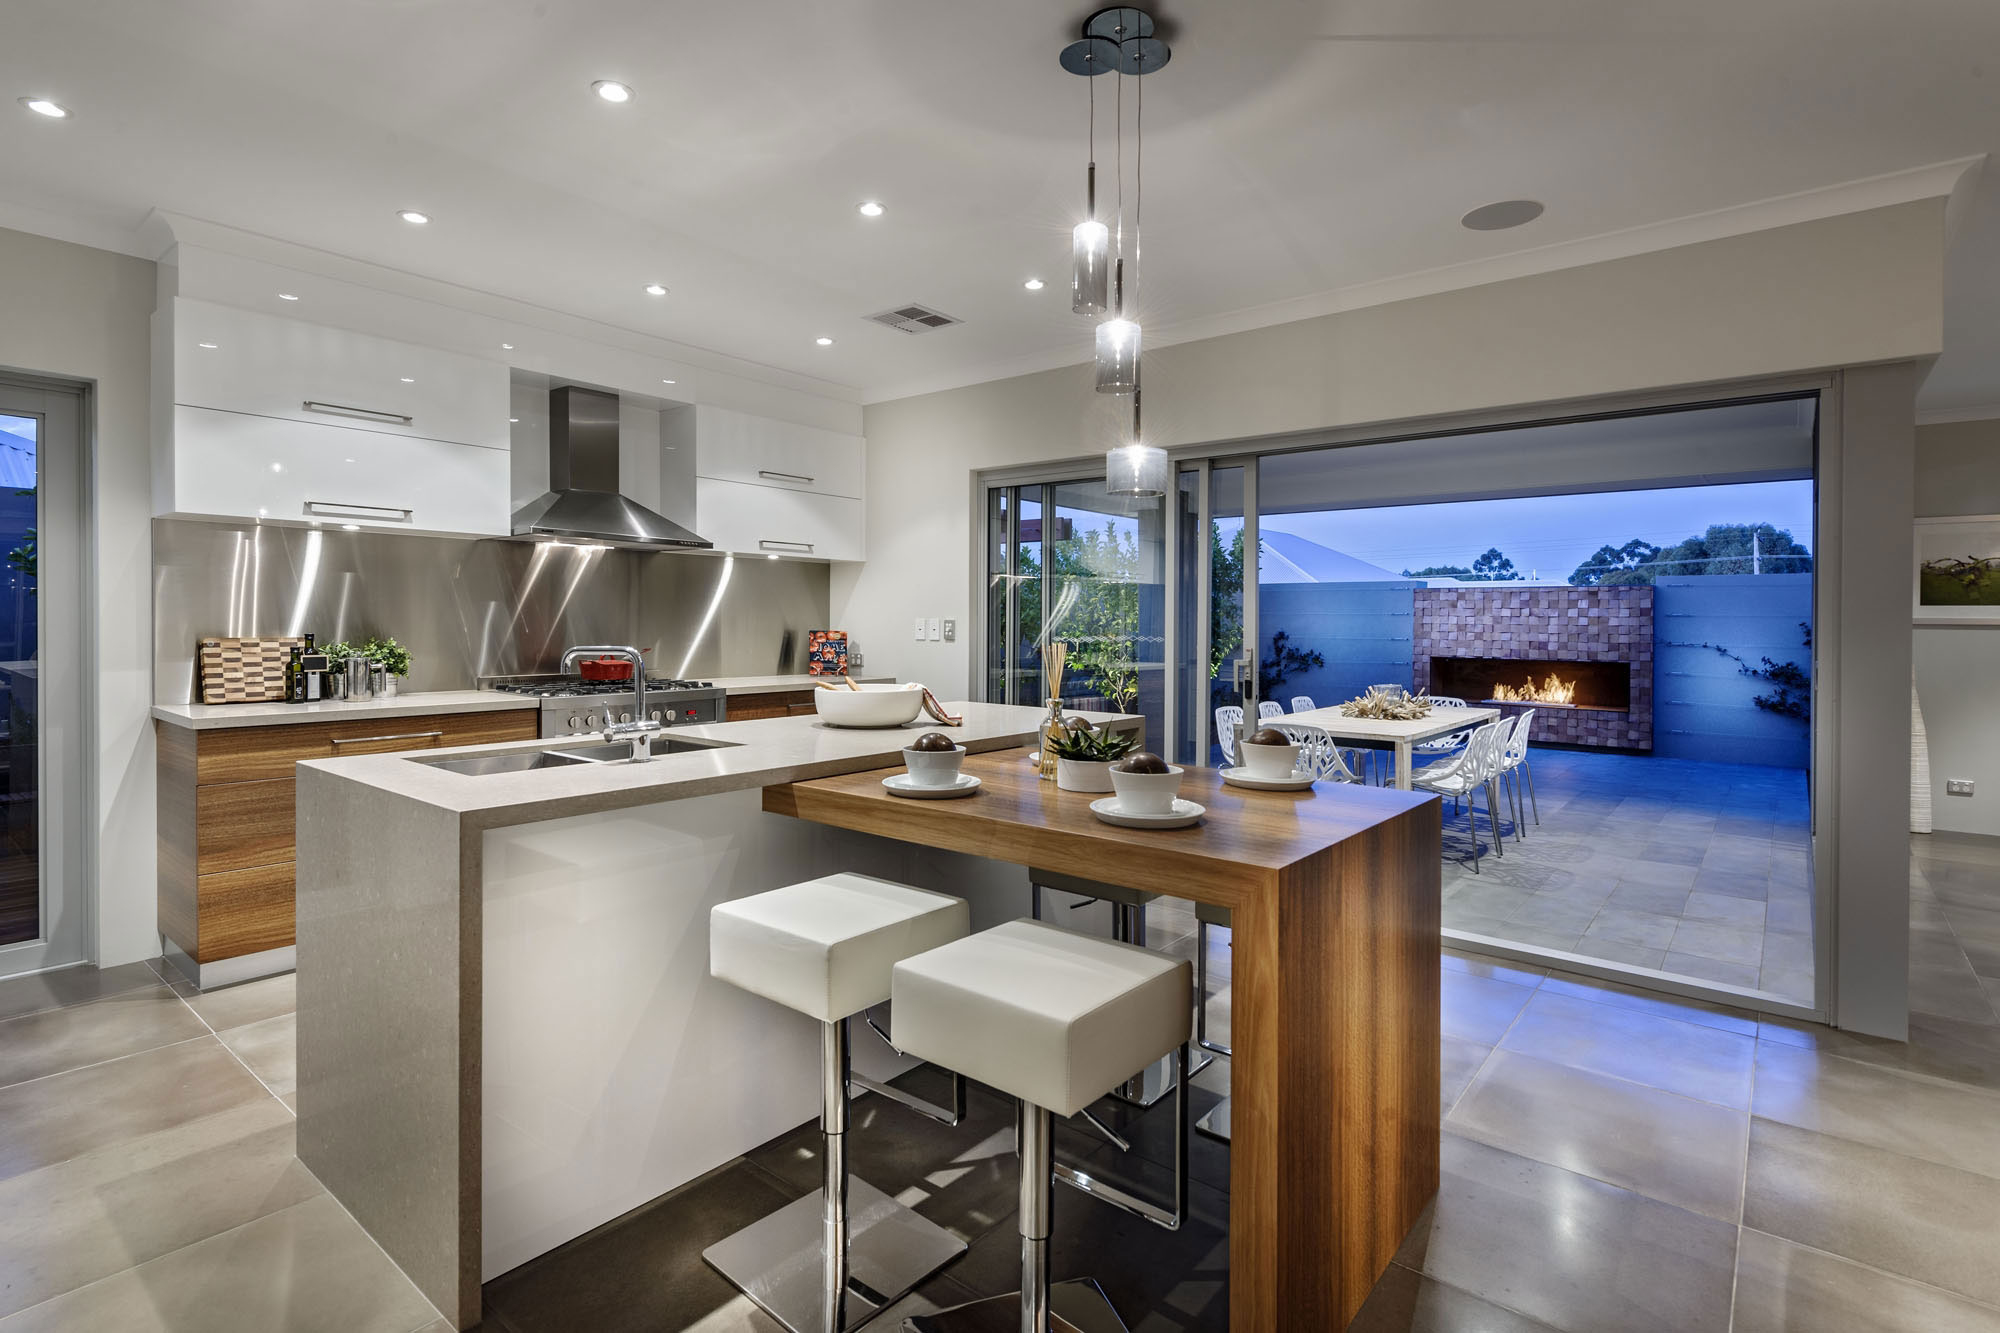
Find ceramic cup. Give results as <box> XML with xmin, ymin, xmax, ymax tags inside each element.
<box><xmin>902</xmin><ymin>744</ymin><xmax>967</xmax><ymax>788</ymax></box>
<box><xmin>1108</xmin><ymin>764</ymin><xmax>1184</xmax><ymax>816</ymax></box>
<box><xmin>1239</xmin><ymin>740</ymin><xmax>1300</xmax><ymax>780</ymax></box>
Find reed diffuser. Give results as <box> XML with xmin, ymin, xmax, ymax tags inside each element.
<box><xmin>1039</xmin><ymin>640</ymin><xmax>1069</xmax><ymax>782</ymax></box>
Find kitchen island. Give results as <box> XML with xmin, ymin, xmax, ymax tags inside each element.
<box><xmin>295</xmin><ymin>706</ymin><xmax>1439</xmax><ymax>1332</ymax></box>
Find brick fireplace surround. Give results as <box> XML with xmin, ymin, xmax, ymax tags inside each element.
<box><xmin>1413</xmin><ymin>586</ymin><xmax>1654</xmax><ymax>750</ymax></box>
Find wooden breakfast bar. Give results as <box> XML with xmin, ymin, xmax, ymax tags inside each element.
<box><xmin>763</xmin><ymin>747</ymin><xmax>1444</xmax><ymax>1331</ymax></box>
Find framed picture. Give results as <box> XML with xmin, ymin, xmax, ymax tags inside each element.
<box><xmin>1915</xmin><ymin>515</ymin><xmax>2000</xmax><ymax>626</ymax></box>
<box><xmin>807</xmin><ymin>630</ymin><xmax>849</xmax><ymax>675</ymax></box>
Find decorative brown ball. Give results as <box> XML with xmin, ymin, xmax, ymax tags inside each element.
<box><xmin>1116</xmin><ymin>751</ymin><xmax>1172</xmax><ymax>774</ymax></box>
<box><xmin>909</xmin><ymin>732</ymin><xmax>958</xmax><ymax>752</ymax></box>
<box><xmin>1246</xmin><ymin>727</ymin><xmax>1291</xmax><ymax>747</ymax></box>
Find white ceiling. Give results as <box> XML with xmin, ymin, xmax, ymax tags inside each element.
<box><xmin>3</xmin><ymin>0</ymin><xmax>1998</xmax><ymax>412</ymax></box>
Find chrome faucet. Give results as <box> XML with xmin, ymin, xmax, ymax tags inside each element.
<box><xmin>560</xmin><ymin>645</ymin><xmax>660</xmax><ymax>762</ymax></box>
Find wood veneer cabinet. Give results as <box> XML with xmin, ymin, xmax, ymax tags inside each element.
<box><xmin>155</xmin><ymin>708</ymin><xmax>537</xmax><ymax>974</ymax></box>
<box><xmin>722</xmin><ymin>689</ymin><xmax>819</xmax><ymax>721</ymax></box>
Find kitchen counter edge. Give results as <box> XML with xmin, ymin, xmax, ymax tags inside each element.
<box><xmin>151</xmin><ymin>690</ymin><xmax>541</xmax><ymax>730</ymax></box>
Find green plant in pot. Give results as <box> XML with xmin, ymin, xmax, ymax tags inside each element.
<box><xmin>358</xmin><ymin>636</ymin><xmax>412</xmax><ymax>695</ymax></box>
<box><xmin>1046</xmin><ymin>720</ymin><xmax>1140</xmax><ymax>794</ymax></box>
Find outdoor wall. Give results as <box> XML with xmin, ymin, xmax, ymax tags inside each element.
<box><xmin>1914</xmin><ymin>416</ymin><xmax>2000</xmax><ymax>836</ymax></box>
<box><xmin>1654</xmin><ymin>574</ymin><xmax>1814</xmax><ymax>769</ymax></box>
<box><xmin>0</xmin><ymin>225</ymin><xmax>158</xmax><ymax>968</ymax></box>
<box><xmin>1258</xmin><ymin>580</ymin><xmax>1417</xmax><ymax>708</ymax></box>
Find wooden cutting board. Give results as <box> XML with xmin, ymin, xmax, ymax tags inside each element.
<box><xmin>198</xmin><ymin>636</ymin><xmax>305</xmax><ymax>704</ymax></box>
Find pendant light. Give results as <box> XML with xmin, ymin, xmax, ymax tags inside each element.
<box><xmin>1107</xmin><ymin>385</ymin><xmax>1169</xmax><ymax>498</ymax></box>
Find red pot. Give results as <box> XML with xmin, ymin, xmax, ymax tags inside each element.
<box><xmin>578</xmin><ymin>656</ymin><xmax>635</xmax><ymax>681</ymax></box>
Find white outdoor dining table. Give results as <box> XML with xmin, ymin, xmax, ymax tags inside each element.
<box><xmin>1282</xmin><ymin>705</ymin><xmax>1503</xmax><ymax>790</ymax></box>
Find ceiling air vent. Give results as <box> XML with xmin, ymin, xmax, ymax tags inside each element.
<box><xmin>865</xmin><ymin>303</ymin><xmax>963</xmax><ymax>334</ymax></box>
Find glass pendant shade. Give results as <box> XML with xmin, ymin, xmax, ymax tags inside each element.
<box><xmin>1072</xmin><ymin>220</ymin><xmax>1110</xmax><ymax>315</ymax></box>
<box><xmin>1106</xmin><ymin>442</ymin><xmax>1169</xmax><ymax>498</ymax></box>
<box><xmin>1094</xmin><ymin>317</ymin><xmax>1141</xmax><ymax>393</ymax></box>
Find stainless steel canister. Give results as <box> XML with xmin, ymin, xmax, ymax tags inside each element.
<box><xmin>347</xmin><ymin>658</ymin><xmax>374</xmax><ymax>699</ymax></box>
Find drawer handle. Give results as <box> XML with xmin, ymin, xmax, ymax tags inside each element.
<box><xmin>331</xmin><ymin>729</ymin><xmax>444</xmax><ymax>746</ymax></box>
<box><xmin>757</xmin><ymin>469</ymin><xmax>815</xmax><ymax>485</ymax></box>
<box><xmin>758</xmin><ymin>539</ymin><xmax>815</xmax><ymax>552</ymax></box>
<box><xmin>303</xmin><ymin>400</ymin><xmax>416</xmax><ymax>425</ymax></box>
<box><xmin>305</xmin><ymin>501</ymin><xmax>415</xmax><ymax>523</ymax></box>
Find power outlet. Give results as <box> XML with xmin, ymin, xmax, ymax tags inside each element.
<box><xmin>926</xmin><ymin>617</ymin><xmax>941</xmax><ymax>642</ymax></box>
<box><xmin>1946</xmin><ymin>779</ymin><xmax>1976</xmax><ymax>797</ymax></box>
<box><xmin>913</xmin><ymin>616</ymin><xmax>926</xmax><ymax>642</ymax></box>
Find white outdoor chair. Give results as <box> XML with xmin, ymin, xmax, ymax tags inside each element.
<box><xmin>1413</xmin><ymin>719</ymin><xmax>1509</xmax><ymax>872</ymax></box>
<box><xmin>1498</xmin><ymin>708</ymin><xmax>1539</xmax><ymax>838</ymax></box>
<box><xmin>1257</xmin><ymin>699</ymin><xmax>1286</xmax><ymax>721</ymax></box>
<box><xmin>1289</xmin><ymin>695</ymin><xmax>1315</xmax><ymax>713</ymax></box>
<box><xmin>1269</xmin><ymin>720</ymin><xmax>1365</xmax><ymax>784</ymax></box>
<box><xmin>1413</xmin><ymin>695</ymin><xmax>1473</xmax><ymax>757</ymax></box>
<box><xmin>1213</xmin><ymin>704</ymin><xmax>1244</xmax><ymax>765</ymax></box>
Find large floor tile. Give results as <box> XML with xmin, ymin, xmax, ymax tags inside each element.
<box><xmin>0</xmin><ymin>985</ymin><xmax>210</xmax><ymax>1089</ymax></box>
<box><xmin>1662</xmin><ymin>950</ymin><xmax>1762</xmax><ymax>990</ymax></box>
<box><xmin>1536</xmin><ymin>969</ymin><xmax>1759</xmax><ymax>1036</ymax></box>
<box><xmin>1440</xmin><ymin>971</ymin><xmax>1538</xmax><ymax>1046</ymax></box>
<box><xmin>0</xmin><ymin>1037</ymin><xmax>270</xmax><ymax>1184</ymax></box>
<box><xmin>1666</xmin><ymin>921</ymin><xmax>1763</xmax><ymax>968</ymax></box>
<box><xmin>0</xmin><ymin>1099</ymin><xmax>319</xmax><ymax>1317</ymax></box>
<box><xmin>1497</xmin><ymin>990</ymin><xmax>1756</xmax><ymax>1107</ymax></box>
<box><xmin>1439</xmin><ymin>1035</ymin><xmax>1491</xmax><ymax>1114</ymax></box>
<box><xmin>1446</xmin><ymin>1049</ymin><xmax>1748</xmax><ymax>1222</ymax></box>
<box><xmin>0</xmin><ymin>962</ymin><xmax>163</xmax><ymax>1024</ymax></box>
<box><xmin>0</xmin><ymin>1194</ymin><xmax>439</xmax><ymax>1333</ymax></box>
<box><xmin>217</xmin><ymin>1011</ymin><xmax>297</xmax><ymax>1099</ymax></box>
<box><xmin>1348</xmin><ymin>1263</ymin><xmax>1561</xmax><ymax>1333</ymax></box>
<box><xmin>1758</xmin><ymin>1012</ymin><xmax>2000</xmax><ymax>1094</ymax></box>
<box><xmin>1579</xmin><ymin>907</ymin><xmax>1679</xmax><ymax>950</ymax></box>
<box><xmin>1394</xmin><ymin>1133</ymin><xmax>1738</xmax><ymax>1333</ymax></box>
<box><xmin>1730</xmin><ymin>1228</ymin><xmax>2000</xmax><ymax>1333</ymax></box>
<box><xmin>1441</xmin><ymin>949</ymin><xmax>1546</xmax><ymax>988</ymax></box>
<box><xmin>182</xmin><ymin>971</ymin><xmax>297</xmax><ymax>1032</ymax></box>
<box><xmin>1743</xmin><ymin>1117</ymin><xmax>2000</xmax><ymax>1308</ymax></box>
<box><xmin>1752</xmin><ymin>1040</ymin><xmax>2000</xmax><ymax>1180</ymax></box>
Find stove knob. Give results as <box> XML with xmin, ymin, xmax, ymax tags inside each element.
<box><xmin>566</xmin><ymin>714</ymin><xmax>580</xmax><ymax>729</ymax></box>
<box><xmin>585</xmin><ymin>711</ymin><xmax>600</xmax><ymax>728</ymax></box>
<box><xmin>650</xmin><ymin>709</ymin><xmax>662</xmax><ymax>722</ymax></box>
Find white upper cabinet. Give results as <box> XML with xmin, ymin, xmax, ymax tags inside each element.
<box><xmin>171</xmin><ymin>299</ymin><xmax>509</xmax><ymax>450</ymax></box>
<box><xmin>695</xmin><ymin>477</ymin><xmax>863</xmax><ymax>563</ymax></box>
<box><xmin>692</xmin><ymin>405</ymin><xmax>864</xmax><ymax>500</ymax></box>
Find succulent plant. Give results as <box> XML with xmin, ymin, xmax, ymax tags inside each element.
<box><xmin>1046</xmin><ymin>723</ymin><xmax>1140</xmax><ymax>763</ymax></box>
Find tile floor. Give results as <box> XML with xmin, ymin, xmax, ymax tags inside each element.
<box><xmin>0</xmin><ymin>831</ymin><xmax>1993</xmax><ymax>1331</ymax></box>
<box><xmin>1438</xmin><ymin>747</ymin><xmax>1817</xmax><ymax>1005</ymax></box>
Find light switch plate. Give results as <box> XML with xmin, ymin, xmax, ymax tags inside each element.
<box><xmin>1946</xmin><ymin>779</ymin><xmax>1975</xmax><ymax>796</ymax></box>
<box><xmin>914</xmin><ymin>617</ymin><xmax>926</xmax><ymax>641</ymax></box>
<box><xmin>942</xmin><ymin>619</ymin><xmax>957</xmax><ymax>642</ymax></box>
<box><xmin>926</xmin><ymin>617</ymin><xmax>941</xmax><ymax>642</ymax></box>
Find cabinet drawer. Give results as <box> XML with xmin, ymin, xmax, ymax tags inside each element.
<box><xmin>173</xmin><ymin>299</ymin><xmax>508</xmax><ymax>450</ymax></box>
<box><xmin>193</xmin><ymin>708</ymin><xmax>538</xmax><ymax>784</ymax></box>
<box><xmin>693</xmin><ymin>405</ymin><xmax>864</xmax><ymax>499</ymax></box>
<box><xmin>170</xmin><ymin>405</ymin><xmax>510</xmax><ymax>537</ymax></box>
<box><xmin>695</xmin><ymin>477</ymin><xmax>863</xmax><ymax>562</ymax></box>
<box><xmin>194</xmin><ymin>863</ymin><xmax>296</xmax><ymax>963</ymax></box>
<box><xmin>197</xmin><ymin>779</ymin><xmax>295</xmax><ymax>874</ymax></box>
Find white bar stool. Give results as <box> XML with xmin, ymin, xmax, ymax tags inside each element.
<box><xmin>706</xmin><ymin>873</ymin><xmax>972</xmax><ymax>1333</ymax></box>
<box><xmin>891</xmin><ymin>918</ymin><xmax>1193</xmax><ymax>1333</ymax></box>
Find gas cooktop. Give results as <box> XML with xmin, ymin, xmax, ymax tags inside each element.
<box><xmin>492</xmin><ymin>678</ymin><xmax>716</xmax><ymax>699</ymax></box>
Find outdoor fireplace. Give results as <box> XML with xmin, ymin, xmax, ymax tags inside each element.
<box><xmin>1429</xmin><ymin>656</ymin><xmax>1632</xmax><ymax>712</ymax></box>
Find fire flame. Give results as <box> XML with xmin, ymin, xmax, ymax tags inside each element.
<box><xmin>1492</xmin><ymin>673</ymin><xmax>1577</xmax><ymax>705</ymax></box>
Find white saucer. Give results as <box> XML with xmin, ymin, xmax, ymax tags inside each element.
<box><xmin>1089</xmin><ymin>797</ymin><xmax>1206</xmax><ymax>829</ymax></box>
<box><xmin>1220</xmin><ymin>767</ymin><xmax>1316</xmax><ymax>791</ymax></box>
<box><xmin>883</xmin><ymin>772</ymin><xmax>982</xmax><ymax>799</ymax></box>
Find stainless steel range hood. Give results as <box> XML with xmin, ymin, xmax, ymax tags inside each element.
<box><xmin>511</xmin><ymin>385</ymin><xmax>711</xmax><ymax>549</ymax></box>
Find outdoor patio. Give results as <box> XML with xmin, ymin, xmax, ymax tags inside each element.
<box><xmin>1437</xmin><ymin>747</ymin><xmax>1814</xmax><ymax>1005</ymax></box>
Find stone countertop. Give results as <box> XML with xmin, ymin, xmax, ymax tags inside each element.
<box><xmin>151</xmin><ymin>690</ymin><xmax>540</xmax><ymax>731</ymax></box>
<box><xmin>299</xmin><ymin>702</ymin><xmax>1137</xmax><ymax>832</ymax></box>
<box><xmin>711</xmin><ymin>674</ymin><xmax>893</xmax><ymax>695</ymax></box>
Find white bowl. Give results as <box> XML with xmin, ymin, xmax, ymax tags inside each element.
<box><xmin>814</xmin><ymin>682</ymin><xmax>925</xmax><ymax>728</ymax></box>
<box><xmin>1239</xmin><ymin>740</ymin><xmax>1300</xmax><ymax>779</ymax></box>
<box><xmin>1055</xmin><ymin>757</ymin><xmax>1117</xmax><ymax>793</ymax></box>
<box><xmin>901</xmin><ymin>744</ymin><xmax>967</xmax><ymax>788</ymax></box>
<box><xmin>1108</xmin><ymin>764</ymin><xmax>1185</xmax><ymax>816</ymax></box>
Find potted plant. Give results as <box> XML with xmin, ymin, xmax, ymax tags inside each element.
<box><xmin>359</xmin><ymin>635</ymin><xmax>412</xmax><ymax>696</ymax></box>
<box><xmin>1046</xmin><ymin>720</ymin><xmax>1140</xmax><ymax>793</ymax></box>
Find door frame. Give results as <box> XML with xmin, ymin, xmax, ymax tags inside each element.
<box><xmin>0</xmin><ymin>376</ymin><xmax>90</xmax><ymax>977</ymax></box>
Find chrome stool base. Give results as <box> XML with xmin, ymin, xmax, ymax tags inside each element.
<box><xmin>901</xmin><ymin>1278</ymin><xmax>1128</xmax><ymax>1333</ymax></box>
<box><xmin>1194</xmin><ymin>1098</ymin><xmax>1231</xmax><ymax>1144</ymax></box>
<box><xmin>705</xmin><ymin>1177</ymin><xmax>966</xmax><ymax>1333</ymax></box>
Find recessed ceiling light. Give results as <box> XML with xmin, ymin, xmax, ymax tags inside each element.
<box><xmin>341</xmin><ymin>523</ymin><xmax>361</xmax><ymax>531</ymax></box>
<box><xmin>398</xmin><ymin>209</ymin><xmax>431</xmax><ymax>225</ymax></box>
<box><xmin>1023</xmin><ymin>278</ymin><xmax>1045</xmax><ymax>291</ymax></box>
<box><xmin>1460</xmin><ymin>199</ymin><xmax>1545</xmax><ymax>232</ymax></box>
<box><xmin>662</xmin><ymin>378</ymin><xmax>676</xmax><ymax>385</ymax></box>
<box><xmin>277</xmin><ymin>292</ymin><xmax>299</xmax><ymax>301</ymax></box>
<box><xmin>815</xmin><ymin>337</ymin><xmax>834</xmax><ymax>346</ymax></box>
<box><xmin>399</xmin><ymin>376</ymin><xmax>415</xmax><ymax>383</ymax></box>
<box><xmin>19</xmin><ymin>97</ymin><xmax>68</xmax><ymax>119</ymax></box>
<box><xmin>500</xmin><ymin>342</ymin><xmax>514</xmax><ymax>350</ymax></box>
<box><xmin>857</xmin><ymin>201</ymin><xmax>885</xmax><ymax>218</ymax></box>
<box><xmin>643</xmin><ymin>282</ymin><xmax>668</xmax><ymax>296</ymax></box>
<box><xmin>592</xmin><ymin>80</ymin><xmax>633</xmax><ymax>104</ymax></box>
<box><xmin>767</xmin><ymin>553</ymin><xmax>780</xmax><ymax>560</ymax></box>
<box><xmin>197</xmin><ymin>342</ymin><xmax>218</xmax><ymax>349</ymax></box>
<box><xmin>508</xmin><ymin>417</ymin><xmax>519</xmax><ymax>423</ymax></box>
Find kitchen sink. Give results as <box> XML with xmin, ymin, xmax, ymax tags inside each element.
<box><xmin>420</xmin><ymin>734</ymin><xmax>738</xmax><ymax>775</ymax></box>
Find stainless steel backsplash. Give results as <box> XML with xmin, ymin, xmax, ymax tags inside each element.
<box><xmin>152</xmin><ymin>518</ymin><xmax>831</xmax><ymax>703</ymax></box>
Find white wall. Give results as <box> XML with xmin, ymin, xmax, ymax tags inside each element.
<box><xmin>1914</xmin><ymin>417</ymin><xmax>2000</xmax><ymax>836</ymax></box>
<box><xmin>0</xmin><ymin>226</ymin><xmax>158</xmax><ymax>967</ymax></box>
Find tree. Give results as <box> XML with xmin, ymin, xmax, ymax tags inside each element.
<box><xmin>1569</xmin><ymin>523</ymin><xmax>1811</xmax><ymax>586</ymax></box>
<box><xmin>1402</xmin><ymin>563</ymin><xmax>1472</xmax><ymax>579</ymax></box>
<box><xmin>1257</xmin><ymin>629</ymin><xmax>1325</xmax><ymax>700</ymax></box>
<box><xmin>1470</xmin><ymin>547</ymin><xmax>1519</xmax><ymax>581</ymax></box>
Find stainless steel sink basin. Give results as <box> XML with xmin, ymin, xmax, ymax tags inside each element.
<box><xmin>420</xmin><ymin>734</ymin><xmax>737</xmax><ymax>775</ymax></box>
